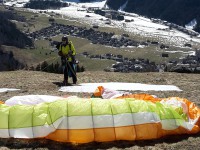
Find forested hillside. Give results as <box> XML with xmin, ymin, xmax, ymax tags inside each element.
<box><xmin>0</xmin><ymin>11</ymin><xmax>33</xmax><ymax>48</ymax></box>
<box><xmin>0</xmin><ymin>9</ymin><xmax>33</xmax><ymax>71</ymax></box>
<box><xmin>0</xmin><ymin>46</ymin><xmax>25</xmax><ymax>71</ymax></box>
<box><xmin>24</xmin><ymin>0</ymin><xmax>69</xmax><ymax>9</ymax></box>
<box><xmin>106</xmin><ymin>0</ymin><xmax>200</xmax><ymax>33</ymax></box>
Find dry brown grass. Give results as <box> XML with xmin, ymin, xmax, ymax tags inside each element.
<box><xmin>0</xmin><ymin>70</ymin><xmax>200</xmax><ymax>150</ymax></box>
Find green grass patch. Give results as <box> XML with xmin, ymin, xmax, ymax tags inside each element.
<box><xmin>77</xmin><ymin>56</ymin><xmax>115</xmax><ymax>71</ymax></box>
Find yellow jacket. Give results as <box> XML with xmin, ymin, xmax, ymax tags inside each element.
<box><xmin>58</xmin><ymin>41</ymin><xmax>76</xmax><ymax>62</ymax></box>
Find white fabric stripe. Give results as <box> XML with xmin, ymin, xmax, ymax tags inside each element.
<box><xmin>132</xmin><ymin>112</ymin><xmax>160</xmax><ymax>125</ymax></box>
<box><xmin>0</xmin><ymin>129</ymin><xmax>9</xmax><ymax>138</ymax></box>
<box><xmin>68</xmin><ymin>116</ymin><xmax>93</xmax><ymax>129</ymax></box>
<box><xmin>114</xmin><ymin>113</ymin><xmax>133</xmax><ymax>127</ymax></box>
<box><xmin>33</xmin><ymin>124</ymin><xmax>55</xmax><ymax>137</ymax></box>
<box><xmin>53</xmin><ymin>116</ymin><xmax>68</xmax><ymax>129</ymax></box>
<box><xmin>182</xmin><ymin>118</ymin><xmax>198</xmax><ymax>131</ymax></box>
<box><xmin>161</xmin><ymin>119</ymin><xmax>178</xmax><ymax>130</ymax></box>
<box><xmin>7</xmin><ymin>125</ymin><xmax>56</xmax><ymax>138</ymax></box>
<box><xmin>10</xmin><ymin>128</ymin><xmax>33</xmax><ymax>138</ymax></box>
<box><xmin>161</xmin><ymin>118</ymin><xmax>196</xmax><ymax>130</ymax></box>
<box><xmin>93</xmin><ymin>115</ymin><xmax>114</xmax><ymax>128</ymax></box>
<box><xmin>53</xmin><ymin>113</ymin><xmax>160</xmax><ymax>129</ymax></box>
<box><xmin>0</xmin><ymin>113</ymin><xmax>197</xmax><ymax>138</ymax></box>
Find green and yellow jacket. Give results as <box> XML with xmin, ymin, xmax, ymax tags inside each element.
<box><xmin>58</xmin><ymin>41</ymin><xmax>76</xmax><ymax>62</ymax></box>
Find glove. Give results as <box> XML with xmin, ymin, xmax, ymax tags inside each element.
<box><xmin>58</xmin><ymin>52</ymin><xmax>69</xmax><ymax>58</ymax></box>
<box><xmin>75</xmin><ymin>60</ymin><xmax>79</xmax><ymax>64</ymax></box>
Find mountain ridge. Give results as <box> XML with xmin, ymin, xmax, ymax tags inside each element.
<box><xmin>106</xmin><ymin>0</ymin><xmax>200</xmax><ymax>33</ymax></box>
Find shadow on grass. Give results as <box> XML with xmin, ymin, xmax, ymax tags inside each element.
<box><xmin>0</xmin><ymin>133</ymin><xmax>200</xmax><ymax>150</ymax></box>
<box><xmin>53</xmin><ymin>82</ymin><xmax>73</xmax><ymax>87</ymax></box>
<box><xmin>53</xmin><ymin>82</ymin><xmax>82</xmax><ymax>88</ymax></box>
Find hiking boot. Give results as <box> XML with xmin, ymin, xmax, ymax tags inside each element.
<box><xmin>63</xmin><ymin>80</ymin><xmax>68</xmax><ymax>86</ymax></box>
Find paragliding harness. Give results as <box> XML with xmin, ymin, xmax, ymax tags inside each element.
<box><xmin>60</xmin><ymin>43</ymin><xmax>77</xmax><ymax>78</ymax></box>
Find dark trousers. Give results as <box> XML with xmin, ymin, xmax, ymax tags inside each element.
<box><xmin>62</xmin><ymin>58</ymin><xmax>77</xmax><ymax>83</ymax></box>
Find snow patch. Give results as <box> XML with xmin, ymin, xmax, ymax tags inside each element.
<box><xmin>185</xmin><ymin>19</ymin><xmax>197</xmax><ymax>30</ymax></box>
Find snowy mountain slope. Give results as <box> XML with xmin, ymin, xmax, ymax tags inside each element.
<box><xmin>3</xmin><ymin>0</ymin><xmax>200</xmax><ymax>48</ymax></box>
<box><xmin>106</xmin><ymin>0</ymin><xmax>200</xmax><ymax>34</ymax></box>
<box><xmin>63</xmin><ymin>0</ymin><xmax>104</xmax><ymax>2</ymax></box>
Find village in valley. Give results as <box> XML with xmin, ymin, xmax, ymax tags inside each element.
<box><xmin>1</xmin><ymin>0</ymin><xmax>200</xmax><ymax>74</ymax></box>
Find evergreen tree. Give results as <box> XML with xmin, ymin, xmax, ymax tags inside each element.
<box><xmin>35</xmin><ymin>63</ymin><xmax>41</xmax><ymax>71</ymax></box>
<box><xmin>80</xmin><ymin>66</ymin><xmax>85</xmax><ymax>72</ymax></box>
<box><xmin>29</xmin><ymin>66</ymin><xmax>35</xmax><ymax>71</ymax></box>
<box><xmin>54</xmin><ymin>62</ymin><xmax>60</xmax><ymax>73</ymax></box>
<box><xmin>9</xmin><ymin>51</ymin><xmax>13</xmax><ymax>59</ymax></box>
<box><xmin>47</xmin><ymin>63</ymin><xmax>55</xmax><ymax>73</ymax></box>
<box><xmin>41</xmin><ymin>61</ymin><xmax>48</xmax><ymax>72</ymax></box>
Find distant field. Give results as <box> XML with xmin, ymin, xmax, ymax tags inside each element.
<box><xmin>4</xmin><ymin>6</ymin><xmax>198</xmax><ymax>71</ymax></box>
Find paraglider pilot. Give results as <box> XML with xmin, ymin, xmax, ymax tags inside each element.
<box><xmin>57</xmin><ymin>36</ymin><xmax>77</xmax><ymax>85</ymax></box>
